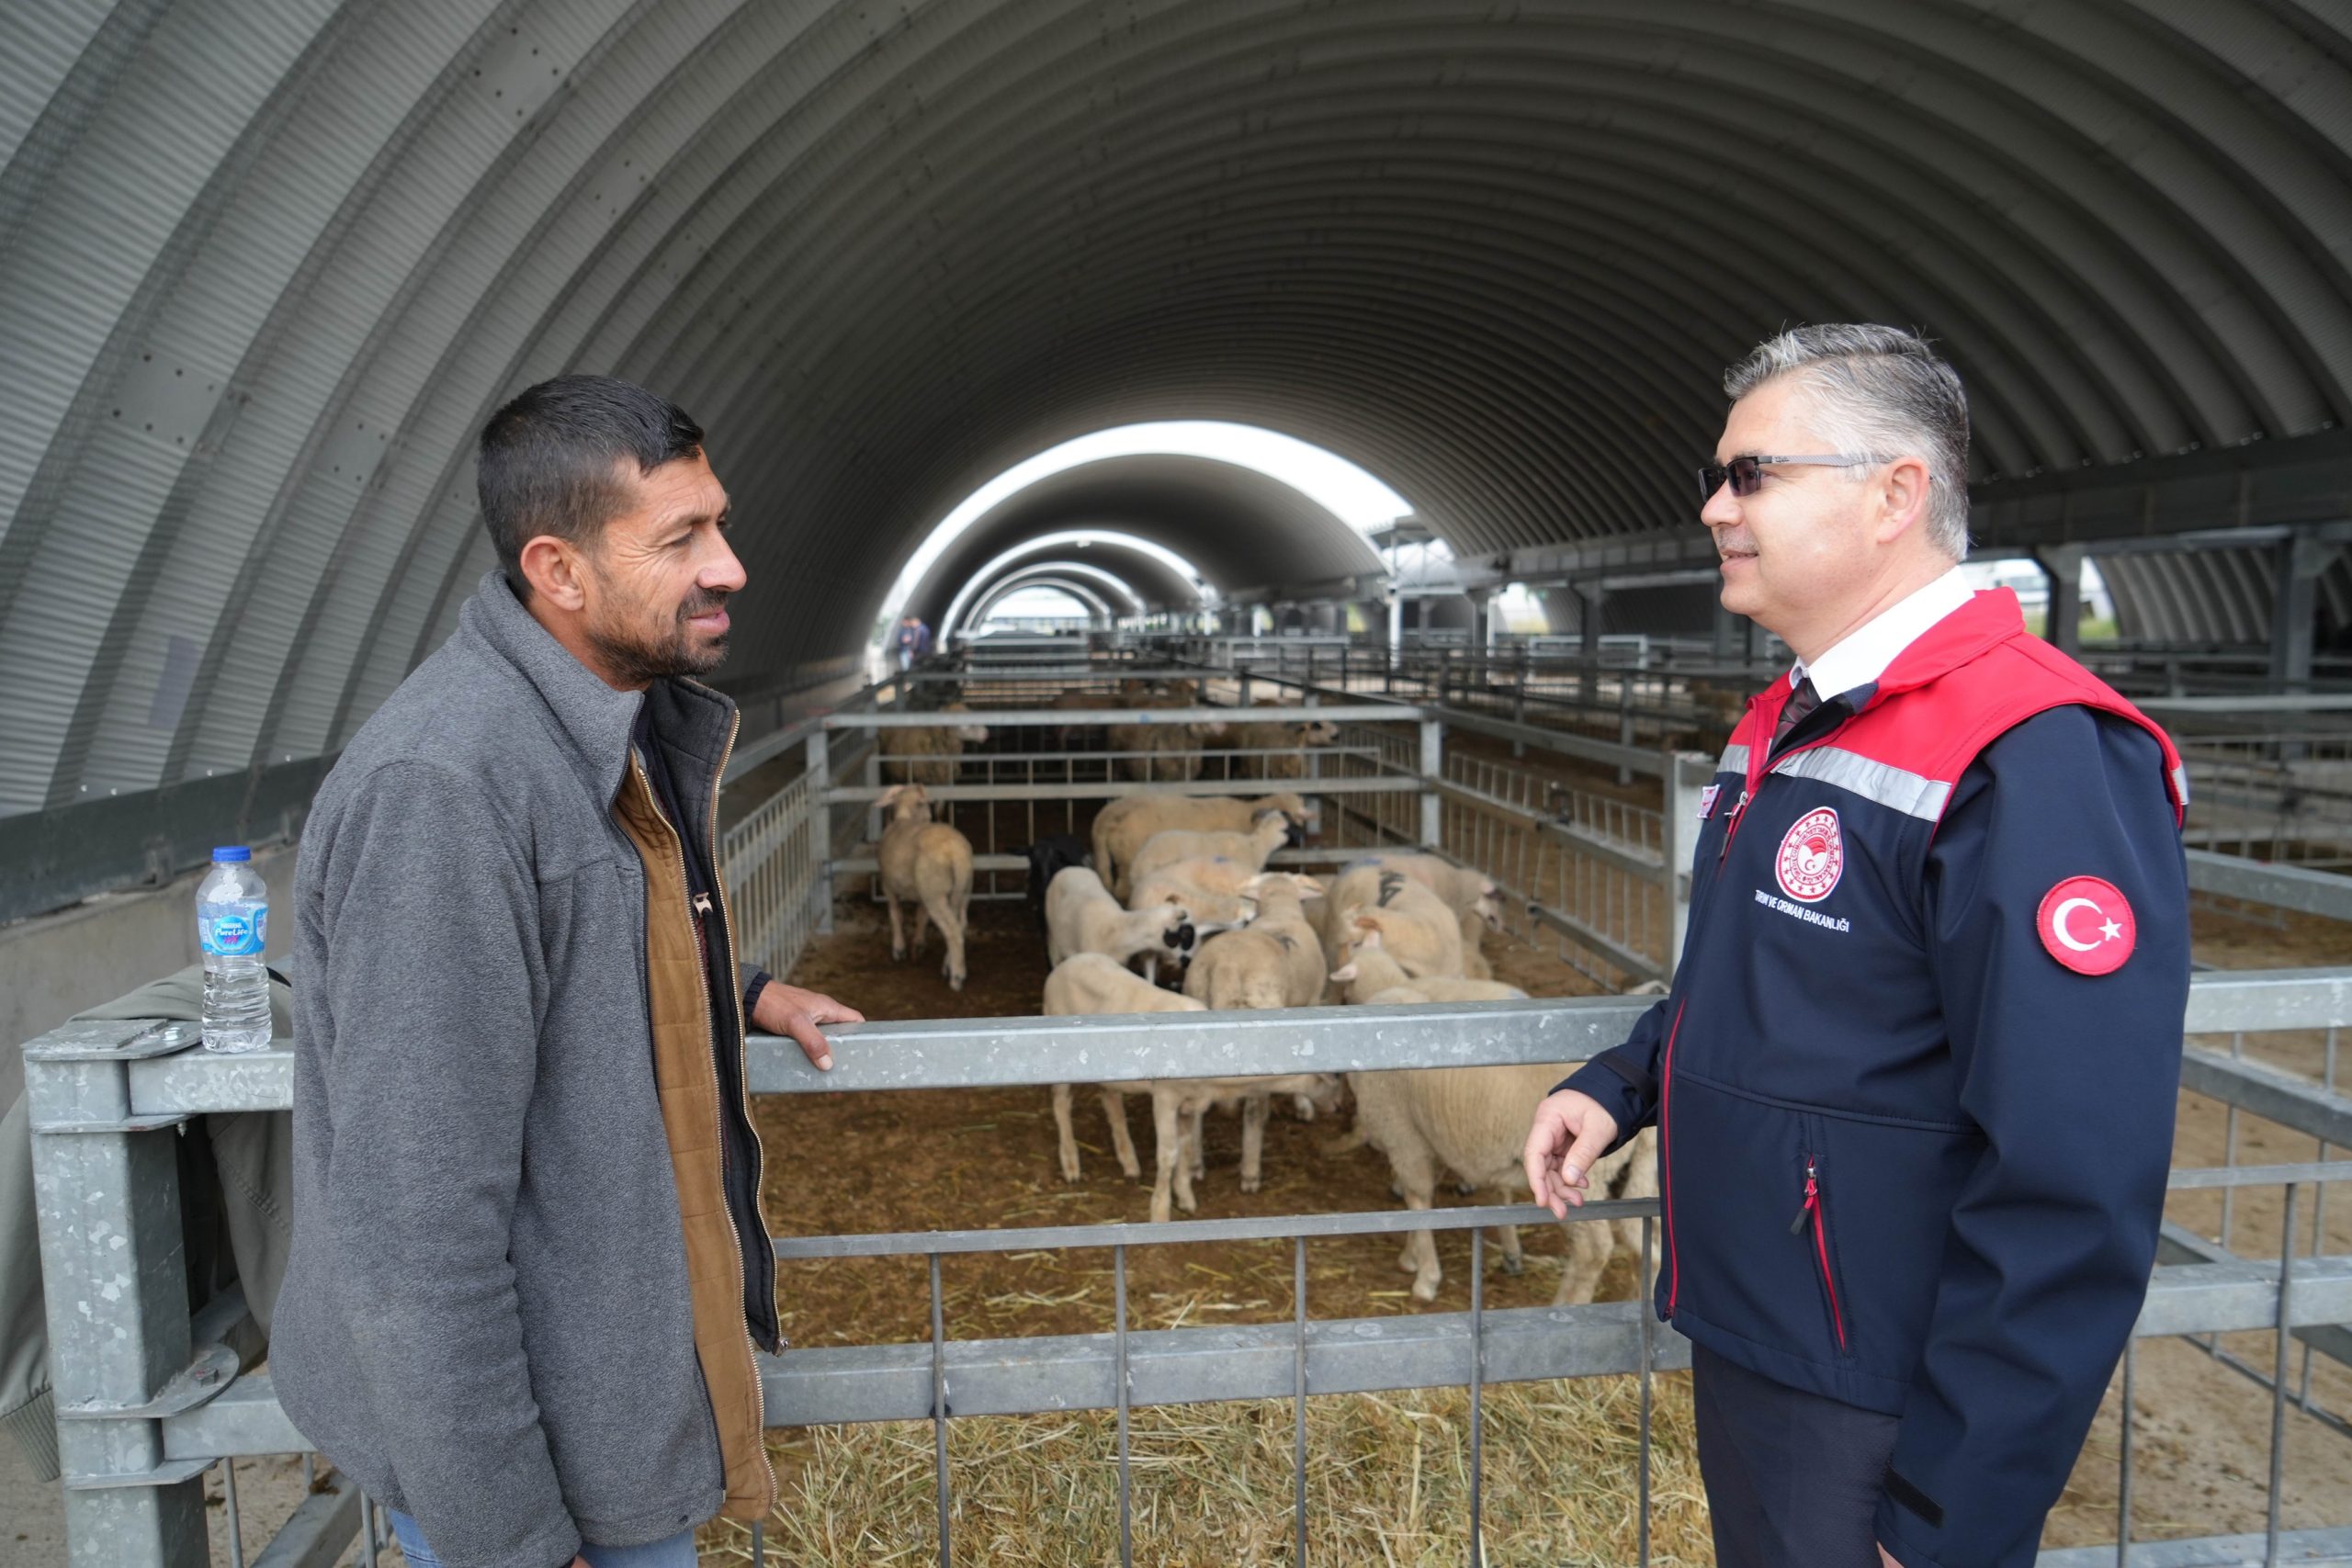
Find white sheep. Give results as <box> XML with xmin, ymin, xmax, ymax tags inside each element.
<box><xmin>1227</xmin><ymin>701</ymin><xmax>1340</xmax><ymax>781</ymax></box>
<box><xmin>1126</xmin><ymin>854</ymin><xmax>1258</xmax><ymax>927</ymax></box>
<box><xmin>1042</xmin><ymin>953</ymin><xmax>1206</xmax><ymax>1184</ymax></box>
<box><xmin>1125</xmin><ymin>811</ymin><xmax>1293</xmax><ymax>894</ymax></box>
<box><xmin>874</xmin><ymin>784</ymin><xmax>974</xmax><ymax>989</ymax></box>
<box><xmin>1319</xmin><ymin>865</ymin><xmax>1465</xmax><ymax>981</ymax></box>
<box><xmin>1143</xmin><ymin>1070</ymin><xmax>1343</xmax><ymax>1224</ymax></box>
<box><xmin>1329</xmin><ymin>934</ymin><xmax>1658</xmax><ymax>1303</ymax></box>
<box><xmin>1147</xmin><ymin>873</ymin><xmax>1335</xmax><ymax>1222</ymax></box>
<box><xmin>1340</xmin><ymin>852</ymin><xmax>1505</xmax><ymax>978</ymax></box>
<box><xmin>881</xmin><ymin>702</ymin><xmax>989</xmax><ymax>786</ymax></box>
<box><xmin>1328</xmin><ymin>925</ymin><xmax>1521</xmax><ymax>1008</ymax></box>
<box><xmin>1043</xmin><ymin>866</ymin><xmax>1194</xmax><ymax>968</ymax></box>
<box><xmin>1091</xmin><ymin>791</ymin><xmax>1310</xmax><ymax>900</ymax></box>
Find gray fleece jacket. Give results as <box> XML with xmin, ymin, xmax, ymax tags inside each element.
<box><xmin>271</xmin><ymin>572</ymin><xmax>749</xmax><ymax>1568</ymax></box>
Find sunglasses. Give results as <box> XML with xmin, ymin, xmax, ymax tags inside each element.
<box><xmin>1697</xmin><ymin>454</ymin><xmax>1878</xmax><ymax>502</ymax></box>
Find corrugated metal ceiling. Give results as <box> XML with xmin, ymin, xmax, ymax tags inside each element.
<box><xmin>3</xmin><ymin>0</ymin><xmax>2350</xmax><ymax>819</ymax></box>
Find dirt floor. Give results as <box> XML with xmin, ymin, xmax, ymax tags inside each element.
<box><xmin>733</xmin><ymin>871</ymin><xmax>2352</xmax><ymax>1564</ymax></box>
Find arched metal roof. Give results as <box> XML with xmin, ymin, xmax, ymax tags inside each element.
<box><xmin>6</xmin><ymin>0</ymin><xmax>2352</xmax><ymax>854</ymax></box>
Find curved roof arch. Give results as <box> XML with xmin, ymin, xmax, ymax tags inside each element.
<box><xmin>969</xmin><ymin>575</ymin><xmax>1117</xmax><ymax>626</ymax></box>
<box><xmin>904</xmin><ymin>456</ymin><xmax>1380</xmax><ymax>636</ymax></box>
<box><xmin>5</xmin><ymin>0</ymin><xmax>2352</xmax><ymax>841</ymax></box>
<box><xmin>947</xmin><ymin>549</ymin><xmax>1195</xmax><ymax>637</ymax></box>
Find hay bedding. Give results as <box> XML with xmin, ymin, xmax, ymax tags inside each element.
<box><xmin>735</xmin><ymin>888</ymin><xmax>1720</xmax><ymax>1562</ymax></box>
<box><xmin>710</xmin><ymin>813</ymin><xmax>2352</xmax><ymax>1562</ymax></box>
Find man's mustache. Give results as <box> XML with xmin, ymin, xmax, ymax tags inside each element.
<box><xmin>678</xmin><ymin>588</ymin><xmax>731</xmax><ymax>622</ymax></box>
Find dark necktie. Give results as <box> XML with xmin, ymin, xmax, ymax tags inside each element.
<box><xmin>1773</xmin><ymin>676</ymin><xmax>1821</xmax><ymax>750</ymax></box>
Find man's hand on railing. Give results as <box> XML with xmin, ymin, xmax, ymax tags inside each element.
<box><xmin>751</xmin><ymin>982</ymin><xmax>865</xmax><ymax>1072</ymax></box>
<box><xmin>1522</xmin><ymin>1088</ymin><xmax>1620</xmax><ymax>1219</ymax></box>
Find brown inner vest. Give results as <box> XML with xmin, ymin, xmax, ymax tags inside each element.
<box><xmin>613</xmin><ymin>761</ymin><xmax>775</xmax><ymax>1522</ymax></box>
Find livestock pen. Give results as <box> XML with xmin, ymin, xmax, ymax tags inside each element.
<box><xmin>21</xmin><ymin>651</ymin><xmax>2352</xmax><ymax>1567</ymax></box>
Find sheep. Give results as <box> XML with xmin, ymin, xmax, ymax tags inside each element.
<box><xmin>881</xmin><ymin>701</ymin><xmax>989</xmax><ymax>786</ymax></box>
<box><xmin>1319</xmin><ymin>864</ymin><xmax>1465</xmax><ymax>981</ymax></box>
<box><xmin>1043</xmin><ymin>953</ymin><xmax>1206</xmax><ymax>1183</ymax></box>
<box><xmin>1143</xmin><ymin>1070</ymin><xmax>1345</xmax><ymax>1224</ymax></box>
<box><xmin>1182</xmin><ymin>872</ymin><xmax>1327</xmax><ymax>1010</ymax></box>
<box><xmin>1347</xmin><ymin>1060</ymin><xmax>1657</xmax><ymax>1303</ymax></box>
<box><xmin>1023</xmin><ymin>833</ymin><xmax>1092</xmax><ymax>931</ymax></box>
<box><xmin>1109</xmin><ymin>710</ymin><xmax>1227</xmax><ymax>783</ymax></box>
<box><xmin>873</xmin><ymin>784</ymin><xmax>974</xmax><ymax>989</ymax></box>
<box><xmin>1091</xmin><ymin>790</ymin><xmax>1310</xmax><ymax>899</ymax></box>
<box><xmin>1126</xmin><ymin>854</ymin><xmax>1258</xmax><ymax>927</ymax></box>
<box><xmin>1336</xmin><ymin>852</ymin><xmax>1504</xmax><ymax>978</ymax></box>
<box><xmin>1146</xmin><ymin>873</ymin><xmax>1334</xmax><ymax>1222</ymax></box>
<box><xmin>1228</xmin><ymin>700</ymin><xmax>1341</xmax><ymax>781</ymax></box>
<box><xmin>1043</xmin><ymin>866</ymin><xmax>1195</xmax><ymax>969</ymax></box>
<box><xmin>1124</xmin><ymin>810</ymin><xmax>1294</xmax><ymax>894</ymax></box>
<box><xmin>1327</xmin><ymin>923</ymin><xmax>1521</xmax><ymax>1008</ymax></box>
<box><xmin>1315</xmin><ymin>937</ymin><xmax>1663</xmax><ymax>1303</ymax></box>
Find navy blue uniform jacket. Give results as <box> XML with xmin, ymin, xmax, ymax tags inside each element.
<box><xmin>1561</xmin><ymin>590</ymin><xmax>2190</xmax><ymax>1568</ymax></box>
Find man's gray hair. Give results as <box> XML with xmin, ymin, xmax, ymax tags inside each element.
<box><xmin>1724</xmin><ymin>324</ymin><xmax>1972</xmax><ymax>559</ymax></box>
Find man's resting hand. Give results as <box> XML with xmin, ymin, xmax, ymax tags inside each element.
<box><xmin>1521</xmin><ymin>1088</ymin><xmax>1620</xmax><ymax>1219</ymax></box>
<box><xmin>751</xmin><ymin>982</ymin><xmax>864</xmax><ymax>1072</ymax></box>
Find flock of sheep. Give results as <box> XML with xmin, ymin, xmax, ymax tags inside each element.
<box><xmin>862</xmin><ymin>681</ymin><xmax>1657</xmax><ymax>1307</ymax></box>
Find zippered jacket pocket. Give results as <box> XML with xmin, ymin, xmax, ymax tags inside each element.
<box><xmin>1790</xmin><ymin>1149</ymin><xmax>1850</xmax><ymax>1354</ymax></box>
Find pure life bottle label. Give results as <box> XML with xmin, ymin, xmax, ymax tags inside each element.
<box><xmin>200</xmin><ymin>902</ymin><xmax>267</xmax><ymax>956</ymax></box>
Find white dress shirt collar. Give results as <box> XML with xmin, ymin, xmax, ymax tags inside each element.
<box><xmin>1792</xmin><ymin>567</ymin><xmax>1973</xmax><ymax>702</ymax></box>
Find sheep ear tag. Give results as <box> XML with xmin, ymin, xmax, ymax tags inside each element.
<box><xmin>2037</xmin><ymin>875</ymin><xmax>2134</xmax><ymax>976</ymax></box>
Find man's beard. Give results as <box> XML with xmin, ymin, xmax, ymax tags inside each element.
<box><xmin>586</xmin><ymin>585</ymin><xmax>731</xmax><ymax>685</ymax></box>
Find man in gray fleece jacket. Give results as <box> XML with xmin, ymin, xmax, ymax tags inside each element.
<box><xmin>271</xmin><ymin>377</ymin><xmax>859</xmax><ymax>1568</ymax></box>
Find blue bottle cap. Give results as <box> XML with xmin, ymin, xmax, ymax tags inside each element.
<box><xmin>211</xmin><ymin>846</ymin><xmax>252</xmax><ymax>863</ymax></box>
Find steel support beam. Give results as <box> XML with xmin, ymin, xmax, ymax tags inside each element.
<box><xmin>2269</xmin><ymin>531</ymin><xmax>2335</xmax><ymax>690</ymax></box>
<box><xmin>2037</xmin><ymin>543</ymin><xmax>2087</xmax><ymax>657</ymax></box>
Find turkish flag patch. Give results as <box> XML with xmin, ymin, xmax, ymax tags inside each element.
<box><xmin>2036</xmin><ymin>876</ymin><xmax>2136</xmax><ymax>976</ymax></box>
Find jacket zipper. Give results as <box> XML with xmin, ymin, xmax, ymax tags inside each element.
<box><xmin>1657</xmin><ymin>1000</ymin><xmax>1688</xmax><ymax>1318</ymax></box>
<box><xmin>1789</xmin><ymin>1155</ymin><xmax>1849</xmax><ymax>1351</ymax></box>
<box><xmin>1670</xmin><ymin>697</ymin><xmax>1849</xmax><ymax>1318</ymax></box>
<box><xmin>704</xmin><ymin>707</ymin><xmax>778</xmax><ymax>1503</ymax></box>
<box><xmin>633</xmin><ymin>710</ymin><xmax>777</xmax><ymax>1506</ymax></box>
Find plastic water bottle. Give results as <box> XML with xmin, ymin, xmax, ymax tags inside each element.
<box><xmin>198</xmin><ymin>846</ymin><xmax>273</xmax><ymax>1053</ymax></box>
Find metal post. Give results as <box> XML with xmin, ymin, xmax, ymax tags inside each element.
<box><xmin>220</xmin><ymin>1460</ymin><xmax>243</xmax><ymax>1568</ymax></box>
<box><xmin>2037</xmin><ymin>545</ymin><xmax>2087</xmax><ymax>658</ymax></box>
<box><xmin>1294</xmin><ymin>1236</ymin><xmax>1308</xmax><ymax>1567</ymax></box>
<box><xmin>1660</xmin><ymin>752</ymin><xmax>1710</xmax><ymax>979</ymax></box>
<box><xmin>808</xmin><ymin>726</ymin><xmax>835</xmax><ymax>934</ymax></box>
<box><xmin>1579</xmin><ymin>585</ymin><xmax>1604</xmax><ymax>705</ymax></box>
<box><xmin>27</xmin><ymin>1029</ymin><xmax>209</xmax><ymax>1568</ymax></box>
<box><xmin>1637</xmin><ymin>1214</ymin><xmax>1654</xmax><ymax>1568</ymax></box>
<box><xmin>1418</xmin><ymin>716</ymin><xmax>1443</xmax><ymax>848</ymax></box>
<box><xmin>2268</xmin><ymin>533</ymin><xmax>2331</xmax><ymax>692</ymax></box>
<box><xmin>1468</xmin><ymin>1227</ymin><xmax>1485</xmax><ymax>1568</ymax></box>
<box><xmin>1616</xmin><ymin>677</ymin><xmax>1636</xmax><ymax>786</ymax></box>
<box><xmin>1115</xmin><ymin>1244</ymin><xmax>1134</xmax><ymax>1568</ymax></box>
<box><xmin>1511</xmin><ymin>658</ymin><xmax>1527</xmax><ymax>761</ymax></box>
<box><xmin>2266</xmin><ymin>1184</ymin><xmax>2300</xmax><ymax>1568</ymax></box>
<box><xmin>930</xmin><ymin>1252</ymin><xmax>950</xmax><ymax>1568</ymax></box>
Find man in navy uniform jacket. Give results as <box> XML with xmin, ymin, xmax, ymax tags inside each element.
<box><xmin>1524</xmin><ymin>324</ymin><xmax>2190</xmax><ymax>1568</ymax></box>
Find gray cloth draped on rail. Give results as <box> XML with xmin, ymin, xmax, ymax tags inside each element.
<box><xmin>0</xmin><ymin>965</ymin><xmax>295</xmax><ymax>1480</ymax></box>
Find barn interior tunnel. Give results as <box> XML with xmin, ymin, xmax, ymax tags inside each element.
<box><xmin>7</xmin><ymin>0</ymin><xmax>2352</xmax><ymax>919</ymax></box>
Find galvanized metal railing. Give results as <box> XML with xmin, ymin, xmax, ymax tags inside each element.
<box><xmin>22</xmin><ymin>971</ymin><xmax>2352</xmax><ymax>1567</ymax></box>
